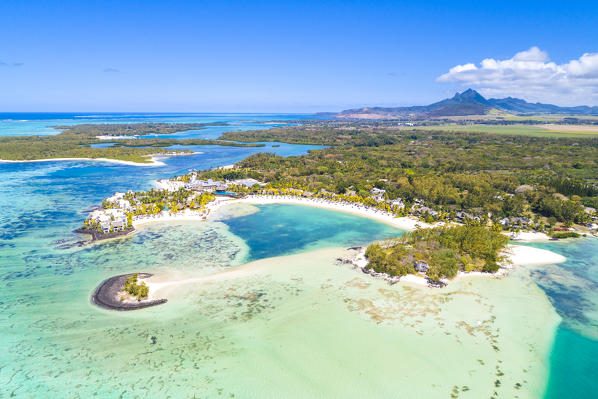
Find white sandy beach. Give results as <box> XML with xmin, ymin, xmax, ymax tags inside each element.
<box><xmin>130</xmin><ymin>194</ymin><xmax>435</xmax><ymax>231</ymax></box>
<box><xmin>346</xmin><ymin>242</ymin><xmax>567</xmax><ymax>287</ymax></box>
<box><xmin>128</xmin><ymin>193</ymin><xmax>566</xmax><ymax>251</ymax></box>
<box><xmin>235</xmin><ymin>195</ymin><xmax>436</xmax><ymax>230</ymax></box>
<box><xmin>0</xmin><ymin>151</ymin><xmax>203</xmax><ymax>167</ymax></box>
<box><xmin>140</xmin><ymin>236</ymin><xmax>567</xmax><ymax>297</ymax></box>
<box><xmin>125</xmin><ymin>194</ymin><xmax>568</xmax><ymax>294</ymax></box>
<box><xmin>507</xmin><ymin>231</ymin><xmax>551</xmax><ymax>242</ymax></box>
<box><xmin>132</xmin><ymin>197</ymin><xmax>236</xmax><ymax>227</ymax></box>
<box><xmin>507</xmin><ymin>244</ymin><xmax>567</xmax><ymax>265</ymax></box>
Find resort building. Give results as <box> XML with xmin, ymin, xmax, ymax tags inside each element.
<box><xmin>418</xmin><ymin>206</ymin><xmax>438</xmax><ymax>216</ymax></box>
<box><xmin>230</xmin><ymin>178</ymin><xmax>265</xmax><ymax>188</ymax></box>
<box><xmin>499</xmin><ymin>217</ymin><xmax>535</xmax><ymax>229</ymax></box>
<box><xmin>184</xmin><ymin>178</ymin><xmax>237</xmax><ymax>192</ymax></box>
<box><xmin>414</xmin><ymin>260</ymin><xmax>430</xmax><ymax>273</ymax></box>
<box><xmin>370</xmin><ymin>187</ymin><xmax>386</xmax><ymax>202</ymax></box>
<box><xmin>388</xmin><ymin>198</ymin><xmax>405</xmax><ymax>209</ymax></box>
<box><xmin>105</xmin><ymin>192</ymin><xmax>131</xmax><ymax>210</ymax></box>
<box><xmin>87</xmin><ymin>208</ymin><xmax>128</xmax><ymax>233</ymax></box>
<box><xmin>156</xmin><ymin>179</ymin><xmax>185</xmax><ymax>192</ymax></box>
<box><xmin>455</xmin><ymin>211</ymin><xmax>480</xmax><ymax>223</ymax></box>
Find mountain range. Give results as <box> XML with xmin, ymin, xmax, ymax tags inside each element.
<box><xmin>336</xmin><ymin>89</ymin><xmax>598</xmax><ymax>119</ymax></box>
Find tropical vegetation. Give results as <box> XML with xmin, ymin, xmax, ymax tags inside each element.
<box><xmin>365</xmin><ymin>225</ymin><xmax>510</xmax><ymax>281</ymax></box>
<box><xmin>123</xmin><ymin>273</ymin><xmax>149</xmax><ymax>300</ymax></box>
<box><xmin>203</xmin><ymin>121</ymin><xmax>597</xmax><ymax>228</ymax></box>
<box><xmin>0</xmin><ymin>123</ymin><xmax>264</xmax><ymax>163</ymax></box>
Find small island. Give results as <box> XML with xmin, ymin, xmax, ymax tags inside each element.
<box><xmin>92</xmin><ymin>273</ymin><xmax>167</xmax><ymax>311</ymax></box>
<box><xmin>363</xmin><ymin>225</ymin><xmax>509</xmax><ymax>285</ymax></box>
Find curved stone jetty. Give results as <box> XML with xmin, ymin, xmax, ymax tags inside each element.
<box><xmin>92</xmin><ymin>273</ymin><xmax>167</xmax><ymax>311</ymax></box>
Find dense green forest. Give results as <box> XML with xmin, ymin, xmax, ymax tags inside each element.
<box><xmin>55</xmin><ymin>123</ymin><xmax>224</xmax><ymax>137</ymax></box>
<box><xmin>196</xmin><ymin>122</ymin><xmax>597</xmax><ymax>227</ymax></box>
<box><xmin>0</xmin><ymin>123</ymin><xmax>263</xmax><ymax>163</ymax></box>
<box><xmin>365</xmin><ymin>226</ymin><xmax>510</xmax><ymax>280</ymax></box>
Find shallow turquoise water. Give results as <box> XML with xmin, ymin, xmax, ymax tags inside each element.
<box><xmin>0</xmin><ymin>114</ymin><xmax>597</xmax><ymax>397</ymax></box>
<box><xmin>0</xmin><ymin>112</ymin><xmax>315</xmax><ymax>137</ymax></box>
<box><xmin>521</xmin><ymin>238</ymin><xmax>598</xmax><ymax>398</ymax></box>
<box><xmin>545</xmin><ymin>326</ymin><xmax>598</xmax><ymax>398</ymax></box>
<box><xmin>222</xmin><ymin>204</ymin><xmax>402</xmax><ymax>261</ymax></box>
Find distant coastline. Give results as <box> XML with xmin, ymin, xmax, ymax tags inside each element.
<box><xmin>0</xmin><ymin>156</ymin><xmax>168</xmax><ymax>166</ymax></box>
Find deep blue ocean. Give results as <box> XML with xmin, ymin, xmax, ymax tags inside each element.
<box><xmin>0</xmin><ymin>113</ymin><xmax>597</xmax><ymax>397</ymax></box>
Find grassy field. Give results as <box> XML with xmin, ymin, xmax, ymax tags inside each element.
<box><xmin>402</xmin><ymin>124</ymin><xmax>598</xmax><ymax>138</ymax></box>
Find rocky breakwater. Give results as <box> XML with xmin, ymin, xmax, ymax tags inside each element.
<box><xmin>76</xmin><ymin>226</ymin><xmax>134</xmax><ymax>241</ymax></box>
<box><xmin>92</xmin><ymin>273</ymin><xmax>167</xmax><ymax>311</ymax></box>
<box><xmin>337</xmin><ymin>247</ymin><xmax>402</xmax><ymax>285</ymax></box>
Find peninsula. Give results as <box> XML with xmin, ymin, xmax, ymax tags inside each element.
<box><xmin>81</xmin><ymin>119</ymin><xmax>597</xmax><ymax>297</ymax></box>
<box><xmin>0</xmin><ymin>122</ymin><xmax>265</xmax><ymax>164</ymax></box>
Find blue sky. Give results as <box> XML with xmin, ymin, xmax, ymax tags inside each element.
<box><xmin>1</xmin><ymin>0</ymin><xmax>597</xmax><ymax>111</ymax></box>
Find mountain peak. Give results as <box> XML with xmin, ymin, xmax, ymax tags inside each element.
<box><xmin>452</xmin><ymin>89</ymin><xmax>488</xmax><ymax>104</ymax></box>
<box><xmin>336</xmin><ymin>89</ymin><xmax>598</xmax><ymax>119</ymax></box>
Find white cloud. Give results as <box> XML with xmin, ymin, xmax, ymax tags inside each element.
<box><xmin>437</xmin><ymin>47</ymin><xmax>598</xmax><ymax>105</ymax></box>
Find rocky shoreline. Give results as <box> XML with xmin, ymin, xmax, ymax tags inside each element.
<box><xmin>91</xmin><ymin>273</ymin><xmax>167</xmax><ymax>311</ymax></box>
<box><xmin>76</xmin><ymin>227</ymin><xmax>135</xmax><ymax>241</ymax></box>
<box><xmin>336</xmin><ymin>248</ymin><xmax>402</xmax><ymax>285</ymax></box>
<box><xmin>337</xmin><ymin>248</ymin><xmax>448</xmax><ymax>288</ymax></box>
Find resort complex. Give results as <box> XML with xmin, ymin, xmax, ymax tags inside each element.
<box><xmin>83</xmin><ymin>160</ymin><xmax>598</xmax><ymax>243</ymax></box>
<box><xmin>80</xmin><ymin>175</ymin><xmax>267</xmax><ymax>237</ymax></box>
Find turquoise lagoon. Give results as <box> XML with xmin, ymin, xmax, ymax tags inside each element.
<box><xmin>0</xmin><ymin>114</ymin><xmax>597</xmax><ymax>397</ymax></box>
<box><xmin>0</xmin><ymin>112</ymin><xmax>318</xmax><ymax>138</ymax></box>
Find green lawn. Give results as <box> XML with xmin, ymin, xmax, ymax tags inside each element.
<box><xmin>401</xmin><ymin>124</ymin><xmax>598</xmax><ymax>138</ymax></box>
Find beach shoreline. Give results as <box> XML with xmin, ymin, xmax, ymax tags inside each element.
<box><xmin>340</xmin><ymin>243</ymin><xmax>567</xmax><ymax>287</ymax></box>
<box><xmin>129</xmin><ymin>194</ymin><xmax>431</xmax><ymax>232</ymax></box>
<box><xmin>506</xmin><ymin>231</ymin><xmax>551</xmax><ymax>242</ymax></box>
<box><xmin>140</xmin><ymin>236</ymin><xmax>568</xmax><ymax>297</ymax></box>
<box><xmin>234</xmin><ymin>195</ymin><xmax>435</xmax><ymax>230</ymax></box>
<box><xmin>216</xmin><ymin>195</ymin><xmax>556</xmax><ymax>243</ymax></box>
<box><xmin>98</xmin><ymin>194</ymin><xmax>569</xmax><ymax>294</ymax></box>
